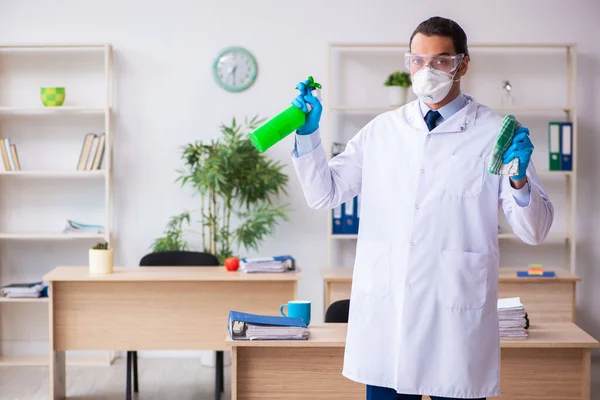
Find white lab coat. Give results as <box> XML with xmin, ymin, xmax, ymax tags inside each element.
<box><xmin>291</xmin><ymin>94</ymin><xmax>553</xmax><ymax>398</ymax></box>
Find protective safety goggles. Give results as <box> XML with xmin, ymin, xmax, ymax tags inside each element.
<box><xmin>404</xmin><ymin>53</ymin><xmax>465</xmax><ymax>73</ymax></box>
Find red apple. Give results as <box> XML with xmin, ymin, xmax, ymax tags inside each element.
<box><xmin>224</xmin><ymin>257</ymin><xmax>240</xmax><ymax>271</ymax></box>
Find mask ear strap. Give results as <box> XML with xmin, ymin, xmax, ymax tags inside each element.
<box><xmin>452</xmin><ymin>62</ymin><xmax>464</xmax><ymax>82</ymax></box>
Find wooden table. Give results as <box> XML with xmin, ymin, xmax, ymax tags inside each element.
<box><xmin>44</xmin><ymin>266</ymin><xmax>301</xmax><ymax>400</ymax></box>
<box><xmin>321</xmin><ymin>267</ymin><xmax>580</xmax><ymax>322</ymax></box>
<box><xmin>229</xmin><ymin>322</ymin><xmax>599</xmax><ymax>400</ymax></box>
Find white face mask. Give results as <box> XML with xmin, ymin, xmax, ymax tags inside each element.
<box><xmin>411</xmin><ymin>66</ymin><xmax>460</xmax><ymax>104</ymax></box>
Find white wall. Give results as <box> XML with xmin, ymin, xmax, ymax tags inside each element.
<box><xmin>1</xmin><ymin>0</ymin><xmax>599</xmax><ymax>382</ymax></box>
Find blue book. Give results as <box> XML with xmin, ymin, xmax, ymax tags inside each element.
<box><xmin>228</xmin><ymin>310</ymin><xmax>308</xmax><ymax>341</ymax></box>
<box><xmin>516</xmin><ymin>271</ymin><xmax>556</xmax><ymax>278</ymax></box>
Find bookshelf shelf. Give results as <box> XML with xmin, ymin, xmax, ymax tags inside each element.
<box><xmin>0</xmin><ymin>106</ymin><xmax>108</xmax><ymax>115</ymax></box>
<box><xmin>0</xmin><ymin>232</ymin><xmax>106</xmax><ymax>240</ymax></box>
<box><xmin>0</xmin><ymin>170</ymin><xmax>106</xmax><ymax>178</ymax></box>
<box><xmin>0</xmin><ymin>296</ymin><xmax>48</xmax><ymax>303</ymax></box>
<box><xmin>331</xmin><ymin>232</ymin><xmax>571</xmax><ymax>241</ymax></box>
<box><xmin>331</xmin><ymin>234</ymin><xmax>358</xmax><ymax>240</ymax></box>
<box><xmin>0</xmin><ymin>43</ymin><xmax>109</xmax><ymax>51</ymax></box>
<box><xmin>330</xmin><ymin>105</ymin><xmax>573</xmax><ymax>113</ymax></box>
<box><xmin>498</xmin><ymin>232</ymin><xmax>571</xmax><ymax>241</ymax></box>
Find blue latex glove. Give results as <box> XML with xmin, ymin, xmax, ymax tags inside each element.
<box><xmin>502</xmin><ymin>126</ymin><xmax>534</xmax><ymax>181</ymax></box>
<box><xmin>292</xmin><ymin>79</ymin><xmax>322</xmax><ymax>135</ymax></box>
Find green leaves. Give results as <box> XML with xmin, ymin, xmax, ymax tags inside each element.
<box><xmin>152</xmin><ymin>115</ymin><xmax>291</xmax><ymax>262</ymax></box>
<box><xmin>235</xmin><ymin>203</ymin><xmax>291</xmax><ymax>253</ymax></box>
<box><xmin>150</xmin><ymin>212</ymin><xmax>192</xmax><ymax>253</ymax></box>
<box><xmin>384</xmin><ymin>71</ymin><xmax>412</xmax><ymax>88</ymax></box>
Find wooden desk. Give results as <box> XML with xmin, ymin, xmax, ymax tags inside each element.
<box><xmin>44</xmin><ymin>266</ymin><xmax>301</xmax><ymax>400</ymax></box>
<box><xmin>229</xmin><ymin>323</ymin><xmax>599</xmax><ymax>400</ymax></box>
<box><xmin>321</xmin><ymin>267</ymin><xmax>580</xmax><ymax>322</ymax></box>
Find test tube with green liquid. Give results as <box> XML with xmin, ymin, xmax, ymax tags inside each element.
<box><xmin>250</xmin><ymin>76</ymin><xmax>321</xmax><ymax>153</ymax></box>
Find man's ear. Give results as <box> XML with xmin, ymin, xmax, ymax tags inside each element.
<box><xmin>459</xmin><ymin>55</ymin><xmax>470</xmax><ymax>77</ymax></box>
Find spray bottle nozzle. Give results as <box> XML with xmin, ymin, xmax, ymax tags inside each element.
<box><xmin>307</xmin><ymin>75</ymin><xmax>322</xmax><ymax>89</ymax></box>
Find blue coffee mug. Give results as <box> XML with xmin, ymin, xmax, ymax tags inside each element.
<box><xmin>280</xmin><ymin>300</ymin><xmax>311</xmax><ymax>326</ymax></box>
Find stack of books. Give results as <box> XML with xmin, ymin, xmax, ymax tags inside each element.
<box><xmin>1</xmin><ymin>281</ymin><xmax>48</xmax><ymax>298</ymax></box>
<box><xmin>240</xmin><ymin>255</ymin><xmax>295</xmax><ymax>273</ymax></box>
<box><xmin>228</xmin><ymin>311</ymin><xmax>308</xmax><ymax>341</ymax></box>
<box><xmin>498</xmin><ymin>297</ymin><xmax>529</xmax><ymax>340</ymax></box>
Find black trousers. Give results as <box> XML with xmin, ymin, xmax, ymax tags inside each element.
<box><xmin>366</xmin><ymin>385</ymin><xmax>485</xmax><ymax>400</ymax></box>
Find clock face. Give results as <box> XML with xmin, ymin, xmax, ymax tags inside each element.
<box><xmin>213</xmin><ymin>47</ymin><xmax>258</xmax><ymax>92</ymax></box>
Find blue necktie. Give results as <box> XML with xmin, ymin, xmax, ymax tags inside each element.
<box><xmin>425</xmin><ymin>110</ymin><xmax>441</xmax><ymax>131</ymax></box>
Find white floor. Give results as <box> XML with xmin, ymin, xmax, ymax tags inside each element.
<box><xmin>0</xmin><ymin>358</ymin><xmax>230</xmax><ymax>400</ymax></box>
<box><xmin>2</xmin><ymin>356</ymin><xmax>600</xmax><ymax>399</ymax></box>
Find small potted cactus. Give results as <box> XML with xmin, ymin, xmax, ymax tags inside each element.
<box><xmin>89</xmin><ymin>241</ymin><xmax>114</xmax><ymax>275</ymax></box>
<box><xmin>384</xmin><ymin>71</ymin><xmax>412</xmax><ymax>106</ymax></box>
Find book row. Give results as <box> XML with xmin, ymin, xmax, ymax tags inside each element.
<box><xmin>77</xmin><ymin>133</ymin><xmax>106</xmax><ymax>170</ymax></box>
<box><xmin>0</xmin><ymin>138</ymin><xmax>22</xmax><ymax>171</ymax></box>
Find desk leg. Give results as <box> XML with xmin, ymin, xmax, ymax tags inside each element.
<box><xmin>582</xmin><ymin>349</ymin><xmax>591</xmax><ymax>400</ymax></box>
<box><xmin>49</xmin><ymin>351</ymin><xmax>66</xmax><ymax>400</ymax></box>
<box><xmin>49</xmin><ymin>282</ymin><xmax>66</xmax><ymax>400</ymax></box>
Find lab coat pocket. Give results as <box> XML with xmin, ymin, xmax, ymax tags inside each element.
<box><xmin>352</xmin><ymin>239</ymin><xmax>391</xmax><ymax>298</ymax></box>
<box><xmin>438</xmin><ymin>249</ymin><xmax>489</xmax><ymax>310</ymax></box>
<box><xmin>445</xmin><ymin>155</ymin><xmax>485</xmax><ymax>199</ymax></box>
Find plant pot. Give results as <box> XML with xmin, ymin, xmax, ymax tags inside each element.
<box><xmin>89</xmin><ymin>248</ymin><xmax>114</xmax><ymax>275</ymax></box>
<box><xmin>40</xmin><ymin>87</ymin><xmax>66</xmax><ymax>107</ymax></box>
<box><xmin>388</xmin><ymin>86</ymin><xmax>407</xmax><ymax>107</ymax></box>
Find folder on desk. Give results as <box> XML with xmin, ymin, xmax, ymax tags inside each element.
<box><xmin>228</xmin><ymin>310</ymin><xmax>308</xmax><ymax>341</ymax></box>
<box><xmin>548</xmin><ymin>122</ymin><xmax>561</xmax><ymax>171</ymax></box>
<box><xmin>560</xmin><ymin>122</ymin><xmax>573</xmax><ymax>171</ymax></box>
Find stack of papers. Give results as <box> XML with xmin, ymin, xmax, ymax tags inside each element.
<box><xmin>63</xmin><ymin>219</ymin><xmax>104</xmax><ymax>234</ymax></box>
<box><xmin>228</xmin><ymin>310</ymin><xmax>308</xmax><ymax>341</ymax></box>
<box><xmin>1</xmin><ymin>281</ymin><xmax>48</xmax><ymax>298</ymax></box>
<box><xmin>497</xmin><ymin>297</ymin><xmax>529</xmax><ymax>340</ymax></box>
<box><xmin>245</xmin><ymin>324</ymin><xmax>309</xmax><ymax>340</ymax></box>
<box><xmin>240</xmin><ymin>255</ymin><xmax>295</xmax><ymax>273</ymax></box>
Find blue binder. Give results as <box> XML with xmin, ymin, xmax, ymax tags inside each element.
<box><xmin>342</xmin><ymin>196</ymin><xmax>359</xmax><ymax>234</ymax></box>
<box><xmin>332</xmin><ymin>204</ymin><xmax>343</xmax><ymax>234</ymax></box>
<box><xmin>560</xmin><ymin>122</ymin><xmax>573</xmax><ymax>171</ymax></box>
<box><xmin>228</xmin><ymin>310</ymin><xmax>307</xmax><ymax>340</ymax></box>
<box><xmin>356</xmin><ymin>193</ymin><xmax>361</xmax><ymax>230</ymax></box>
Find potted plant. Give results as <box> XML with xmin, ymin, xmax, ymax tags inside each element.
<box><xmin>384</xmin><ymin>71</ymin><xmax>412</xmax><ymax>106</ymax></box>
<box><xmin>89</xmin><ymin>241</ymin><xmax>114</xmax><ymax>275</ymax></box>
<box><xmin>152</xmin><ymin>115</ymin><xmax>291</xmax><ymax>264</ymax></box>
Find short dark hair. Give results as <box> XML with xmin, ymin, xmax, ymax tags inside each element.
<box><xmin>409</xmin><ymin>16</ymin><xmax>469</xmax><ymax>57</ymax></box>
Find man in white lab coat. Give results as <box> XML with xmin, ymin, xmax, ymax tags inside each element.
<box><xmin>290</xmin><ymin>16</ymin><xmax>553</xmax><ymax>400</ymax></box>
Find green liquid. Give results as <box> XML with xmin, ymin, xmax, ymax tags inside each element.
<box><xmin>249</xmin><ymin>105</ymin><xmax>306</xmax><ymax>152</ymax></box>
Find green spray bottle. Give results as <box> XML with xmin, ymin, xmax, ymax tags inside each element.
<box><xmin>249</xmin><ymin>76</ymin><xmax>322</xmax><ymax>153</ymax></box>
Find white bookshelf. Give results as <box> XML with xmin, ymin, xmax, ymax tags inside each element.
<box><xmin>0</xmin><ymin>106</ymin><xmax>108</xmax><ymax>114</ymax></box>
<box><xmin>326</xmin><ymin>42</ymin><xmax>578</xmax><ymax>276</ymax></box>
<box><xmin>0</xmin><ymin>170</ymin><xmax>106</xmax><ymax>177</ymax></box>
<box><xmin>0</xmin><ymin>43</ymin><xmax>114</xmax><ymax>366</ymax></box>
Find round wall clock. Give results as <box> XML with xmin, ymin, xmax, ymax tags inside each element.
<box><xmin>212</xmin><ymin>46</ymin><xmax>258</xmax><ymax>92</ymax></box>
